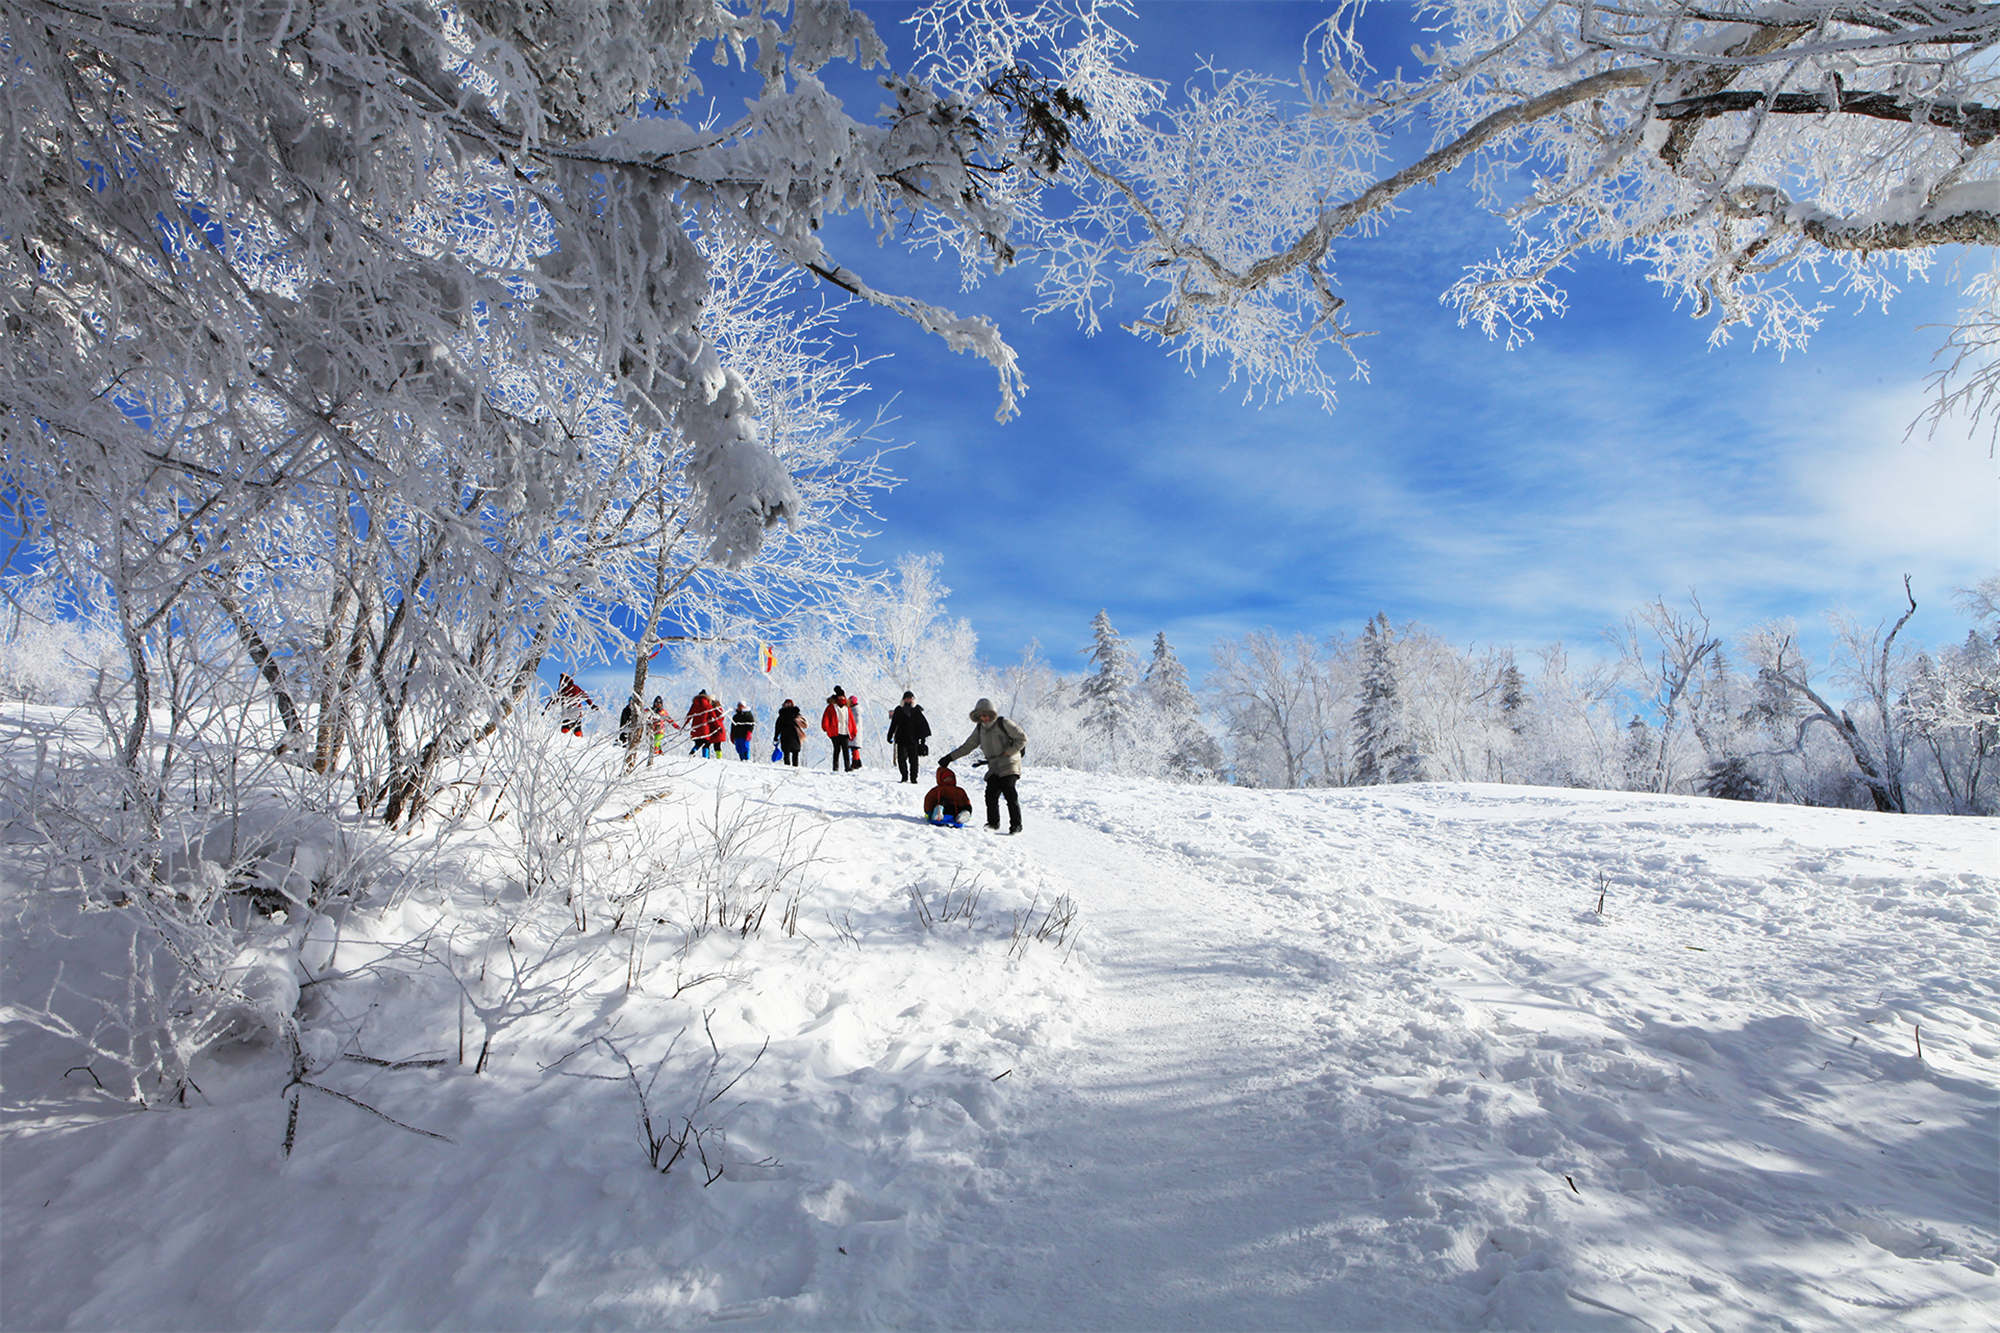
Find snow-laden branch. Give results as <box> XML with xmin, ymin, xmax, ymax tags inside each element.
<box><xmin>979</xmin><ymin>0</ymin><xmax>1999</xmax><ymax>407</ymax></box>
<box><xmin>1655</xmin><ymin>88</ymin><xmax>2000</xmax><ymax>142</ymax></box>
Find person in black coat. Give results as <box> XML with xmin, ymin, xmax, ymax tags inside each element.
<box><xmin>774</xmin><ymin>699</ymin><xmax>807</xmax><ymax>767</ymax></box>
<box><xmin>617</xmin><ymin>695</ymin><xmax>642</xmax><ymax>751</ymax></box>
<box><xmin>886</xmin><ymin>691</ymin><xmax>932</xmax><ymax>784</ymax></box>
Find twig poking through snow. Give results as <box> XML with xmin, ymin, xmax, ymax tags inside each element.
<box><xmin>287</xmin><ymin>1080</ymin><xmax>455</xmax><ymax>1149</ymax></box>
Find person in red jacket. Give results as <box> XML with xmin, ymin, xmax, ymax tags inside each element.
<box><xmin>685</xmin><ymin>691</ymin><xmax>724</xmax><ymax>758</ymax></box>
<box><xmin>702</xmin><ymin>693</ymin><xmax>727</xmax><ymax>753</ymax></box>
<box><xmin>922</xmin><ymin>766</ymin><xmax>974</xmax><ymax>826</ymax></box>
<box><xmin>821</xmin><ymin>686</ymin><xmax>860</xmax><ymax>772</ymax></box>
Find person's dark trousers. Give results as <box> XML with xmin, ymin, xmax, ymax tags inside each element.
<box><xmin>830</xmin><ymin>736</ymin><xmax>851</xmax><ymax>771</ymax></box>
<box><xmin>984</xmin><ymin>774</ymin><xmax>1022</xmax><ymax>832</ymax></box>
<box><xmin>782</xmin><ymin>746</ymin><xmax>800</xmax><ymax>767</ymax></box>
<box><xmin>896</xmin><ymin>743</ymin><xmax>923</xmax><ymax>783</ymax></box>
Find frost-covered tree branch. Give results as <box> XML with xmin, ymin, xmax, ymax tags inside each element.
<box><xmin>949</xmin><ymin>0</ymin><xmax>1999</xmax><ymax>407</ymax></box>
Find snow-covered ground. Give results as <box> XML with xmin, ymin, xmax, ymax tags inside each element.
<box><xmin>3</xmin><ymin>738</ymin><xmax>1996</xmax><ymax>1330</ymax></box>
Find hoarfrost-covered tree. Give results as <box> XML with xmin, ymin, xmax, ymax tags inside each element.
<box><xmin>1144</xmin><ymin>632</ymin><xmax>1221</xmax><ymax>781</ymax></box>
<box><xmin>616</xmin><ymin>251</ymin><xmax>897</xmax><ymax>719</ymax></box>
<box><xmin>1745</xmin><ymin>577</ymin><xmax>1922</xmax><ymax>813</ymax></box>
<box><xmin>1615</xmin><ymin>595</ymin><xmax>1721</xmax><ymax>794</ymax></box>
<box><xmin>0</xmin><ymin>0</ymin><xmax>1058</xmax><ymax>819</ymax></box>
<box><xmin>1510</xmin><ymin>643</ymin><xmax>1623</xmax><ymax>789</ymax></box>
<box><xmin>0</xmin><ymin>577</ymin><xmax>109</xmax><ymax>705</ymax></box>
<box><xmin>1079</xmin><ymin>610</ymin><xmax>1140</xmax><ymax>758</ymax></box>
<box><xmin>1208</xmin><ymin>631</ymin><xmax>1324</xmax><ymax>788</ymax></box>
<box><xmin>1621</xmin><ymin>716</ymin><xmax>1659</xmax><ymax>792</ymax></box>
<box><xmin>1899</xmin><ymin>580</ymin><xmax>1999</xmax><ymax>813</ymax></box>
<box><xmin>1396</xmin><ymin>628</ymin><xmax>1515</xmax><ymax>783</ymax></box>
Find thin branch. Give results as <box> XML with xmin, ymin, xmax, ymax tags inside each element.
<box><xmin>290</xmin><ymin>1079</ymin><xmax>455</xmax><ymax>1143</ymax></box>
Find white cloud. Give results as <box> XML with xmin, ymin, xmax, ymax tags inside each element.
<box><xmin>1791</xmin><ymin>388</ymin><xmax>1998</xmax><ymax>572</ymax></box>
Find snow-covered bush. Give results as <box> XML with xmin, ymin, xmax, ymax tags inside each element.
<box><xmin>1</xmin><ymin>709</ymin><xmax>391</xmax><ymax>1106</ymax></box>
<box><xmin>674</xmin><ymin>788</ymin><xmax>823</xmax><ymax>944</ymax></box>
<box><xmin>478</xmin><ymin>709</ymin><xmax>629</xmax><ymax>922</ymax></box>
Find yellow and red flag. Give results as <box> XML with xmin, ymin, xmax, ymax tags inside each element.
<box><xmin>760</xmin><ymin>642</ymin><xmax>776</xmax><ymax>674</ymax></box>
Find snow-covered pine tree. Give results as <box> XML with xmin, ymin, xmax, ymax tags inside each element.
<box><xmin>1621</xmin><ymin>716</ymin><xmax>1658</xmax><ymax>792</ymax></box>
<box><xmin>1497</xmin><ymin>656</ymin><xmax>1529</xmax><ymax>736</ymax></box>
<box><xmin>1701</xmin><ymin>755</ymin><xmax>1765</xmax><ymax>802</ymax></box>
<box><xmin>1352</xmin><ymin>613</ymin><xmax>1420</xmax><ymax>785</ymax></box>
<box><xmin>1144</xmin><ymin>632</ymin><xmax>1222</xmax><ymax>781</ymax></box>
<box><xmin>1691</xmin><ymin>649</ymin><xmax>1761</xmax><ymax>801</ymax></box>
<box><xmin>1080</xmin><ymin>611</ymin><xmax>1141</xmax><ymax>764</ymax></box>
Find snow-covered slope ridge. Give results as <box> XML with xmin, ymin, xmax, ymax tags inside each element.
<box><xmin>3</xmin><ymin>733</ymin><xmax>1994</xmax><ymax>1329</ymax></box>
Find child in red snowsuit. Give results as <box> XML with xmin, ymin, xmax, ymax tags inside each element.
<box><xmin>922</xmin><ymin>767</ymin><xmax>974</xmax><ymax>826</ymax></box>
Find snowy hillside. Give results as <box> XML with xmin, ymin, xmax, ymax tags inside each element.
<box><xmin>3</xmin><ymin>735</ymin><xmax>1995</xmax><ymax>1330</ymax></box>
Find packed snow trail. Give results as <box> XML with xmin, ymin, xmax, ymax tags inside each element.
<box><xmin>2</xmin><ymin>746</ymin><xmax>1995</xmax><ymax>1330</ymax></box>
<box><xmin>890</xmin><ymin>775</ymin><xmax>1999</xmax><ymax>1329</ymax></box>
<box><xmin>919</xmin><ymin>808</ymin><xmax>1412</xmax><ymax>1328</ymax></box>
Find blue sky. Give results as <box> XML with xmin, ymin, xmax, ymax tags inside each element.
<box><xmin>821</xmin><ymin>1</ymin><xmax>1997</xmax><ymax>679</ymax></box>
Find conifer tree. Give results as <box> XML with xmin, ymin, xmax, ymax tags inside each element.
<box><xmin>1497</xmin><ymin>656</ymin><xmax>1529</xmax><ymax>737</ymax></box>
<box><xmin>1701</xmin><ymin>755</ymin><xmax>1765</xmax><ymax>802</ymax></box>
<box><xmin>1145</xmin><ymin>632</ymin><xmax>1222</xmax><ymax>781</ymax></box>
<box><xmin>1621</xmin><ymin>716</ymin><xmax>1658</xmax><ymax>791</ymax></box>
<box><xmin>1352</xmin><ymin>613</ymin><xmax>1420</xmax><ymax>785</ymax></box>
<box><xmin>1688</xmin><ymin>648</ymin><xmax>1752</xmax><ymax>801</ymax></box>
<box><xmin>1080</xmin><ymin>611</ymin><xmax>1140</xmax><ymax>759</ymax></box>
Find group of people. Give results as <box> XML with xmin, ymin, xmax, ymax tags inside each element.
<box><xmin>614</xmin><ymin>693</ymin><xmax>685</xmax><ymax>760</ymax></box>
<box><xmin>836</xmin><ymin>687</ymin><xmax>1027</xmax><ymax>834</ymax></box>
<box><xmin>618</xmin><ymin>690</ymin><xmax>763</xmax><ymax>762</ymax></box>
<box><xmin>581</xmin><ymin>676</ymin><xmax>1027</xmax><ymax>833</ymax></box>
